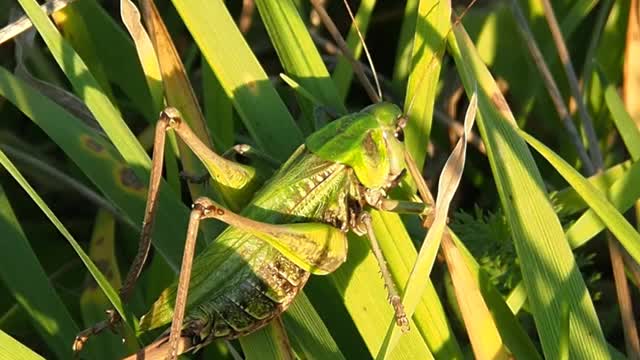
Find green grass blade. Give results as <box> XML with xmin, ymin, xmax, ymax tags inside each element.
<box><xmin>0</xmin><ymin>65</ymin><xmax>189</xmax><ymax>267</ymax></box>
<box><xmin>54</xmin><ymin>0</ymin><xmax>154</xmax><ymax>118</ymax></box>
<box><xmin>565</xmin><ymin>161</ymin><xmax>640</xmax><ymax>248</ymax></box>
<box><xmin>331</xmin><ymin>0</ymin><xmax>377</xmax><ymax>100</ymax></box>
<box><xmin>240</xmin><ymin>318</ymin><xmax>295</xmax><ymax>360</ymax></box>
<box><xmin>0</xmin><ymin>149</ymin><xmax>135</xmax><ymax>337</ymax></box>
<box><xmin>0</xmin><ymin>183</ymin><xmax>78</xmax><ymax>359</ymax></box>
<box><xmin>283</xmin><ymin>292</ymin><xmax>345</xmax><ymax>359</ymax></box>
<box><xmin>520</xmin><ymin>130</ymin><xmax>640</xmax><ymax>264</ymax></box>
<box><xmin>18</xmin><ymin>0</ymin><xmax>151</xmax><ymax>175</ymax></box>
<box><xmin>202</xmin><ymin>59</ymin><xmax>234</xmax><ymax>152</ymax></box>
<box><xmin>0</xmin><ymin>329</ymin><xmax>45</xmax><ymax>360</ymax></box>
<box><xmin>256</xmin><ymin>0</ymin><xmax>347</xmax><ymax>132</ymax></box>
<box><xmin>327</xmin><ymin>229</ymin><xmax>435</xmax><ymax>359</ymax></box>
<box><xmin>449</xmin><ymin>24</ymin><xmax>609</xmax><ymax>359</ymax></box>
<box><xmin>170</xmin><ymin>0</ymin><xmax>303</xmax><ymax>161</ymax></box>
<box><xmin>403</xmin><ymin>0</ymin><xmax>451</xmax><ymax>171</ymax></box>
<box><xmin>449</xmin><ymin>232</ymin><xmax>542</xmax><ymax>359</ymax></box>
<box><xmin>551</xmin><ymin>160</ymin><xmax>633</xmax><ymax>216</ymax></box>
<box><xmin>392</xmin><ymin>0</ymin><xmax>419</xmax><ymax>93</ymax></box>
<box><xmin>80</xmin><ymin>210</ymin><xmax>137</xmax><ymax>358</ymax></box>
<box><xmin>599</xmin><ymin>69</ymin><xmax>640</xmax><ymax>161</ymax></box>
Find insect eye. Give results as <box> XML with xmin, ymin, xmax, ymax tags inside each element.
<box><xmin>395</xmin><ymin>115</ymin><xmax>407</xmax><ymax>142</ymax></box>
<box><xmin>394</xmin><ymin>127</ymin><xmax>405</xmax><ymax>142</ymax></box>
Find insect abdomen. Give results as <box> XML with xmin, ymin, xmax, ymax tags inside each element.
<box><xmin>185</xmin><ymin>250</ymin><xmax>309</xmax><ymax>347</ymax></box>
<box><xmin>141</xmin><ymin>148</ymin><xmax>352</xmax><ymax>348</ymax></box>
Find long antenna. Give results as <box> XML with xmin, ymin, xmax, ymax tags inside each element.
<box><xmin>405</xmin><ymin>0</ymin><xmax>478</xmax><ymax>115</ymax></box>
<box><xmin>309</xmin><ymin>0</ymin><xmax>380</xmax><ymax>103</ymax></box>
<box><xmin>341</xmin><ymin>0</ymin><xmax>383</xmax><ymax>101</ymax></box>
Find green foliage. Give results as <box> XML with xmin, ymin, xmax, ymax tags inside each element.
<box><xmin>0</xmin><ymin>0</ymin><xmax>638</xmax><ymax>359</ymax></box>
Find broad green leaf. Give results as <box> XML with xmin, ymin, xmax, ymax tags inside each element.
<box><xmin>0</xmin><ymin>183</ymin><xmax>78</xmax><ymax>359</ymax></box>
<box><xmin>449</xmin><ymin>24</ymin><xmax>608</xmax><ymax>359</ymax></box>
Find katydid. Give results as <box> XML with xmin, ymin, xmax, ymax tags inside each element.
<box><xmin>73</xmin><ymin>1</ymin><xmax>476</xmax><ymax>359</ymax></box>
<box><xmin>75</xmin><ymin>102</ymin><xmax>428</xmax><ymax>359</ymax></box>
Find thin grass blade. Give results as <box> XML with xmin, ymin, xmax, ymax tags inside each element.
<box><xmin>0</xmin><ymin>183</ymin><xmax>78</xmax><ymax>359</ymax></box>
<box><xmin>169</xmin><ymin>0</ymin><xmax>303</xmax><ymax>161</ymax></box>
<box><xmin>519</xmin><ymin>130</ymin><xmax>640</xmax><ymax>264</ymax></box>
<box><xmin>18</xmin><ymin>0</ymin><xmax>151</xmax><ymax>176</ymax></box>
<box><xmin>0</xmin><ymin>330</ymin><xmax>45</xmax><ymax>360</ymax></box>
<box><xmin>0</xmin><ymin>149</ymin><xmax>136</xmax><ymax>335</ymax></box>
<box><xmin>404</xmin><ymin>0</ymin><xmax>451</xmax><ymax>170</ymax></box>
<box><xmin>392</xmin><ymin>0</ymin><xmax>419</xmax><ymax>93</ymax></box>
<box><xmin>378</xmin><ymin>92</ymin><xmax>477</xmax><ymax>359</ymax></box>
<box><xmin>551</xmin><ymin>160</ymin><xmax>634</xmax><ymax>216</ymax></box>
<box><xmin>282</xmin><ymin>292</ymin><xmax>345</xmax><ymax>359</ymax></box>
<box><xmin>0</xmin><ymin>65</ymin><xmax>189</xmax><ymax>273</ymax></box>
<box><xmin>50</xmin><ymin>0</ymin><xmax>154</xmax><ymax>118</ymax></box>
<box><xmin>449</xmin><ymin>23</ymin><xmax>609</xmax><ymax>359</ymax></box>
<box><xmin>80</xmin><ymin>210</ymin><xmax>136</xmax><ymax>358</ymax></box>
<box><xmin>565</xmin><ymin>161</ymin><xmax>640</xmax><ymax>248</ymax></box>
<box><xmin>256</xmin><ymin>0</ymin><xmax>346</xmax><ymax>132</ymax></box>
<box><xmin>599</xmin><ymin>69</ymin><xmax>640</xmax><ymax>160</ymax></box>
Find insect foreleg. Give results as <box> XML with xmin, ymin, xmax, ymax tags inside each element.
<box><xmin>358</xmin><ymin>212</ymin><xmax>410</xmax><ymax>332</ymax></box>
<box><xmin>376</xmin><ymin>199</ymin><xmax>433</xmax><ymax>216</ymax></box>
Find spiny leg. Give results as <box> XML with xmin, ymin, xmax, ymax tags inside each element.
<box><xmin>74</xmin><ymin>108</ymin><xmax>258</xmax><ymax>353</ymax></box>
<box><xmin>165</xmin><ymin>194</ymin><xmax>347</xmax><ymax>359</ymax></box>
<box><xmin>167</xmin><ymin>198</ymin><xmax>210</xmax><ymax>360</ymax></box>
<box><xmin>73</xmin><ymin>113</ymin><xmax>171</xmax><ymax>353</ymax></box>
<box><xmin>376</xmin><ymin>199</ymin><xmax>432</xmax><ymax>216</ymax></box>
<box><xmin>359</xmin><ymin>212</ymin><xmax>409</xmax><ymax>331</ymax></box>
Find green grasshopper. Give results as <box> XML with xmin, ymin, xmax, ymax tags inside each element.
<box><xmin>74</xmin><ymin>1</ymin><xmax>474</xmax><ymax>359</ymax></box>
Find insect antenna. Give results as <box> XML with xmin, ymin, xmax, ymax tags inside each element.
<box><xmin>309</xmin><ymin>0</ymin><xmax>381</xmax><ymax>103</ymax></box>
<box><xmin>341</xmin><ymin>0</ymin><xmax>383</xmax><ymax>102</ymax></box>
